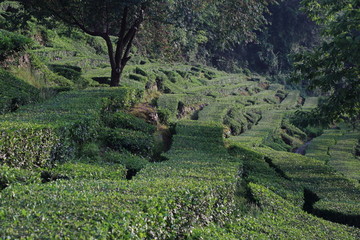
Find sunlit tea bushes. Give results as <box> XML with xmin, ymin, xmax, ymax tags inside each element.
<box><xmin>0</xmin><ymin>87</ymin><xmax>139</xmax><ymax>168</ymax></box>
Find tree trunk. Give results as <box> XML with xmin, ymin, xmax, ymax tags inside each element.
<box><xmin>110</xmin><ymin>68</ymin><xmax>121</xmax><ymax>87</ymax></box>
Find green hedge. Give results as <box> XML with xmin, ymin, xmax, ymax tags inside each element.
<box><xmin>0</xmin><ymin>120</ymin><xmax>240</xmax><ymax>238</ymax></box>
<box><xmin>129</xmin><ymin>73</ymin><xmax>147</xmax><ymax>82</ymax></box>
<box><xmin>102</xmin><ymin>111</ymin><xmax>156</xmax><ymax>134</ymax></box>
<box><xmin>157</xmin><ymin>94</ymin><xmax>181</xmax><ymax>121</ymax></box>
<box><xmin>0</xmin><ymin>30</ymin><xmax>32</xmax><ymax>60</ymax></box>
<box><xmin>259</xmin><ymin>148</ymin><xmax>360</xmax><ymax>218</ymax></box>
<box><xmin>0</xmin><ymin>69</ymin><xmax>40</xmax><ymax>114</ymax></box>
<box><xmin>0</xmin><ymin>87</ymin><xmax>139</xmax><ymax>169</ymax></box>
<box><xmin>101</xmin><ymin>128</ymin><xmax>154</xmax><ymax>157</ymax></box>
<box><xmin>0</xmin><ymin>123</ymin><xmax>72</xmax><ymax>168</ymax></box>
<box><xmin>0</xmin><ymin>165</ymin><xmax>40</xmax><ymax>190</ymax></box>
<box><xmin>188</xmin><ymin>183</ymin><xmax>360</xmax><ymax>239</ymax></box>
<box><xmin>48</xmin><ymin>161</ymin><xmax>127</xmax><ymax>181</ymax></box>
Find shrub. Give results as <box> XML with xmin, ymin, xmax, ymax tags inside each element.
<box><xmin>102</xmin><ymin>111</ymin><xmax>156</xmax><ymax>134</ymax></box>
<box><xmin>49</xmin><ymin>161</ymin><xmax>127</xmax><ymax>180</ymax></box>
<box><xmin>0</xmin><ymin>69</ymin><xmax>40</xmax><ymax>114</ymax></box>
<box><xmin>157</xmin><ymin>95</ymin><xmax>180</xmax><ymax>121</ymax></box>
<box><xmin>304</xmin><ymin>126</ymin><xmax>324</xmax><ymax>138</ymax></box>
<box><xmin>101</xmin><ymin>128</ymin><xmax>154</xmax><ymax>157</ymax></box>
<box><xmin>157</xmin><ymin>108</ymin><xmax>171</xmax><ymax>124</ymax></box>
<box><xmin>0</xmin><ymin>124</ymin><xmax>74</xmax><ymax>168</ymax></box>
<box><xmin>129</xmin><ymin>73</ymin><xmax>148</xmax><ymax>82</ymax></box>
<box><xmin>92</xmin><ymin>77</ymin><xmax>111</xmax><ymax>85</ymax></box>
<box><xmin>49</xmin><ymin>64</ymin><xmax>82</xmax><ymax>81</ymax></box>
<box><xmin>0</xmin><ymin>88</ymin><xmax>137</xmax><ymax>169</ymax></box>
<box><xmin>154</xmin><ymin>71</ymin><xmax>169</xmax><ymax>91</ymax></box>
<box><xmin>103</xmin><ymin>150</ymin><xmax>149</xmax><ymax>173</ymax></box>
<box><xmin>0</xmin><ymin>165</ymin><xmax>40</xmax><ymax>190</ymax></box>
<box><xmin>282</xmin><ymin>120</ymin><xmax>307</xmax><ymax>140</ymax></box>
<box><xmin>100</xmin><ymin>88</ymin><xmax>141</xmax><ymax>112</ymax></box>
<box><xmin>161</xmin><ymin>70</ymin><xmax>182</xmax><ymax>83</ymax></box>
<box><xmin>0</xmin><ymin>30</ymin><xmax>32</xmax><ymax>60</ymax></box>
<box><xmin>68</xmin><ymin>118</ymin><xmax>100</xmax><ymax>144</ymax></box>
<box><xmin>223</xmin><ymin>106</ymin><xmax>249</xmax><ymax>136</ymax></box>
<box><xmin>79</xmin><ymin>142</ymin><xmax>101</xmax><ymax>161</ymax></box>
<box><xmin>29</xmin><ymin>53</ymin><xmax>74</xmax><ymax>87</ymax></box>
<box><xmin>134</xmin><ymin>67</ymin><xmax>147</xmax><ymax>76</ymax></box>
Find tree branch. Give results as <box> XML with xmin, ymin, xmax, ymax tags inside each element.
<box><xmin>45</xmin><ymin>1</ymin><xmax>103</xmax><ymax>37</ymax></box>
<box><xmin>115</xmin><ymin>7</ymin><xmax>129</xmax><ymax>68</ymax></box>
<box><xmin>102</xmin><ymin>34</ymin><xmax>116</xmax><ymax>70</ymax></box>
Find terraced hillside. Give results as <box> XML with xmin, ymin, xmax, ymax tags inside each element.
<box><xmin>1</xmin><ymin>61</ymin><xmax>360</xmax><ymax>238</ymax></box>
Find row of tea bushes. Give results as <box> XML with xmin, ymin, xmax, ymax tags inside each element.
<box><xmin>188</xmin><ymin>183</ymin><xmax>360</xmax><ymax>239</ymax></box>
<box><xmin>279</xmin><ymin>90</ymin><xmax>301</xmax><ymax>110</ymax></box>
<box><xmin>0</xmin><ymin>69</ymin><xmax>40</xmax><ymax>114</ymax></box>
<box><xmin>224</xmin><ymin>143</ymin><xmax>360</xmax><ymax>237</ymax></box>
<box><xmin>228</xmin><ymin>143</ymin><xmax>303</xmax><ymax>207</ymax></box>
<box><xmin>0</xmin><ymin>120</ymin><xmax>242</xmax><ymax>238</ymax></box>
<box><xmin>157</xmin><ymin>93</ymin><xmax>213</xmax><ymax>122</ymax></box>
<box><xmin>198</xmin><ymin>102</ymin><xmax>230</xmax><ymax>122</ymax></box>
<box><xmin>0</xmin><ymin>87</ymin><xmax>139</xmax><ymax>168</ymax></box>
<box><xmin>223</xmin><ymin>106</ymin><xmax>263</xmax><ymax>136</ymax></box>
<box><xmin>302</xmin><ymin>97</ymin><xmax>319</xmax><ymax>111</ymax></box>
<box><xmin>306</xmin><ymin>129</ymin><xmax>343</xmax><ymax>163</ymax></box>
<box><xmin>230</xmin><ymin>110</ymin><xmax>285</xmax><ymax>147</ymax></box>
<box><xmin>262</xmin><ymin>119</ymin><xmax>307</xmax><ymax>152</ymax></box>
<box><xmin>259</xmin><ymin>148</ymin><xmax>360</xmax><ymax>224</ymax></box>
<box><xmin>328</xmin><ymin>131</ymin><xmax>360</xmax><ymax>181</ymax></box>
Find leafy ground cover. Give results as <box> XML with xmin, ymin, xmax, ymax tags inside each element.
<box><xmin>0</xmin><ymin>118</ymin><xmax>241</xmax><ymax>239</ymax></box>
<box><xmin>302</xmin><ymin>97</ymin><xmax>319</xmax><ymax>111</ymax></box>
<box><xmin>328</xmin><ymin>131</ymin><xmax>360</xmax><ymax>181</ymax></box>
<box><xmin>188</xmin><ymin>183</ymin><xmax>360</xmax><ymax>239</ymax></box>
<box><xmin>306</xmin><ymin>129</ymin><xmax>343</xmax><ymax>162</ymax></box>
<box><xmin>0</xmin><ymin>87</ymin><xmax>139</xmax><ymax>168</ymax></box>
<box><xmin>258</xmin><ymin>148</ymin><xmax>360</xmax><ymax>224</ymax></box>
<box><xmin>1</xmin><ymin>57</ymin><xmax>360</xmax><ymax>238</ymax></box>
<box><xmin>306</xmin><ymin>127</ymin><xmax>360</xmax><ymax>181</ymax></box>
<box><xmin>0</xmin><ymin>68</ymin><xmax>40</xmax><ymax>114</ymax></box>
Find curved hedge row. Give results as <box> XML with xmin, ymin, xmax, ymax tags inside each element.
<box><xmin>0</xmin><ymin>69</ymin><xmax>40</xmax><ymax>114</ymax></box>
<box><xmin>0</xmin><ymin>120</ymin><xmax>241</xmax><ymax>238</ymax></box>
<box><xmin>0</xmin><ymin>87</ymin><xmax>139</xmax><ymax>168</ymax></box>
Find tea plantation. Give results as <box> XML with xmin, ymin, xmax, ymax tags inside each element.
<box><xmin>1</xmin><ymin>57</ymin><xmax>360</xmax><ymax>239</ymax></box>
<box><xmin>0</xmin><ymin>30</ymin><xmax>359</xmax><ymax>239</ymax></box>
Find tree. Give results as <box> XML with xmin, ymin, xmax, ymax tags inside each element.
<box><xmin>0</xmin><ymin>0</ymin><xmax>31</xmax><ymax>30</ymax></box>
<box><xmin>133</xmin><ymin>0</ymin><xmax>280</xmax><ymax>69</ymax></box>
<box><xmin>235</xmin><ymin>0</ymin><xmax>320</xmax><ymax>75</ymax></box>
<box><xmin>20</xmin><ymin>0</ymin><xmax>150</xmax><ymax>86</ymax></box>
<box><xmin>292</xmin><ymin>0</ymin><xmax>360</xmax><ymax>126</ymax></box>
<box><xmin>19</xmin><ymin>0</ymin><xmax>276</xmax><ymax>86</ymax></box>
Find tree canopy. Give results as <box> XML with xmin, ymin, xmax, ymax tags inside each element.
<box><xmin>292</xmin><ymin>0</ymin><xmax>360</xmax><ymax>126</ymax></box>
<box><xmin>18</xmin><ymin>0</ymin><xmax>276</xmax><ymax>86</ymax></box>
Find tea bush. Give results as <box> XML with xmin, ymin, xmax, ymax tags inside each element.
<box><xmin>49</xmin><ymin>161</ymin><xmax>127</xmax><ymax>180</ymax></box>
<box><xmin>49</xmin><ymin>64</ymin><xmax>82</xmax><ymax>81</ymax></box>
<box><xmin>0</xmin><ymin>87</ymin><xmax>138</xmax><ymax>168</ymax></box>
<box><xmin>0</xmin><ymin>120</ymin><xmax>241</xmax><ymax>239</ymax></box>
<box><xmin>0</xmin><ymin>30</ymin><xmax>32</xmax><ymax>60</ymax></box>
<box><xmin>259</xmin><ymin>148</ymin><xmax>360</xmax><ymax>218</ymax></box>
<box><xmin>188</xmin><ymin>183</ymin><xmax>360</xmax><ymax>239</ymax></box>
<box><xmin>103</xmin><ymin>150</ymin><xmax>149</xmax><ymax>174</ymax></box>
<box><xmin>102</xmin><ymin>111</ymin><xmax>156</xmax><ymax>134</ymax></box>
<box><xmin>0</xmin><ymin>165</ymin><xmax>40</xmax><ymax>190</ymax></box>
<box><xmin>101</xmin><ymin>128</ymin><xmax>155</xmax><ymax>157</ymax></box>
<box><xmin>157</xmin><ymin>94</ymin><xmax>181</xmax><ymax>121</ymax></box>
<box><xmin>0</xmin><ymin>69</ymin><xmax>40</xmax><ymax>114</ymax></box>
<box><xmin>328</xmin><ymin>130</ymin><xmax>360</xmax><ymax>181</ymax></box>
<box><xmin>129</xmin><ymin>73</ymin><xmax>147</xmax><ymax>82</ymax></box>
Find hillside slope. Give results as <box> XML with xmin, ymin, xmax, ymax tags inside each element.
<box><xmin>1</xmin><ymin>59</ymin><xmax>360</xmax><ymax>238</ymax></box>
